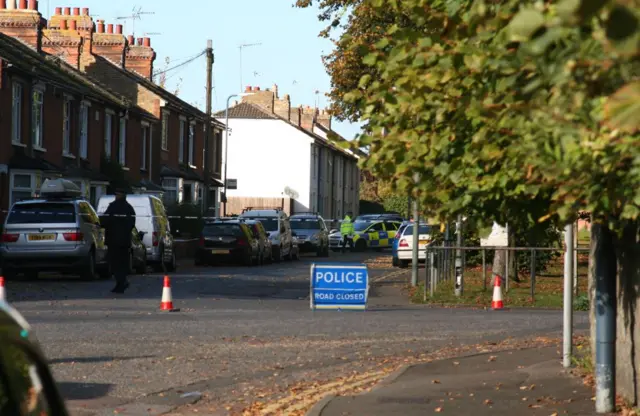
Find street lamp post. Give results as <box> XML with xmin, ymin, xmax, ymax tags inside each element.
<box><xmin>223</xmin><ymin>94</ymin><xmax>237</xmax><ymax>217</ymax></box>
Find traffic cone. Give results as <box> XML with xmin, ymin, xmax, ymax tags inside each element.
<box><xmin>0</xmin><ymin>277</ymin><xmax>5</xmax><ymax>302</ymax></box>
<box><xmin>160</xmin><ymin>276</ymin><xmax>179</xmax><ymax>312</ymax></box>
<box><xmin>491</xmin><ymin>275</ymin><xmax>504</xmax><ymax>310</ymax></box>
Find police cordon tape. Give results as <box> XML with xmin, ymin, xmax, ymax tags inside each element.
<box><xmin>0</xmin><ymin>209</ymin><xmax>342</xmax><ymax>223</ymax></box>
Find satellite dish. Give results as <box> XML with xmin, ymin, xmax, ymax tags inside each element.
<box><xmin>284</xmin><ymin>186</ymin><xmax>299</xmax><ymax>200</ymax></box>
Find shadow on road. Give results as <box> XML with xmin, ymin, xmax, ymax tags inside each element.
<box><xmin>57</xmin><ymin>382</ymin><xmax>113</xmax><ymax>400</ymax></box>
<box><xmin>50</xmin><ymin>355</ymin><xmax>156</xmax><ymax>365</ymax></box>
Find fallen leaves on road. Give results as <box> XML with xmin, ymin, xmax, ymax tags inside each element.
<box><xmin>487</xmin><ymin>356</ymin><xmax>497</xmax><ymax>362</ymax></box>
<box><xmin>432</xmin><ymin>379</ymin><xmax>441</xmax><ymax>384</ymax></box>
<box><xmin>483</xmin><ymin>399</ymin><xmax>493</xmax><ymax>405</ymax></box>
<box><xmin>434</xmin><ymin>407</ymin><xmax>443</xmax><ymax>412</ymax></box>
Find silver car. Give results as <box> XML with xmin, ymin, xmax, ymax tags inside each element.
<box><xmin>1</xmin><ymin>192</ymin><xmax>108</xmax><ymax>280</ymax></box>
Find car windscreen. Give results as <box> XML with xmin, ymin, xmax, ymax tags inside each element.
<box><xmin>353</xmin><ymin>221</ymin><xmax>372</xmax><ymax>232</ymax></box>
<box><xmin>203</xmin><ymin>224</ymin><xmax>245</xmax><ymax>237</ymax></box>
<box><xmin>290</xmin><ymin>219</ymin><xmax>321</xmax><ymax>230</ymax></box>
<box><xmin>7</xmin><ymin>203</ymin><xmax>76</xmax><ymax>224</ymax></box>
<box><xmin>244</xmin><ymin>218</ymin><xmax>278</xmax><ymax>232</ymax></box>
<box><xmin>403</xmin><ymin>225</ymin><xmax>432</xmax><ymax>235</ymax></box>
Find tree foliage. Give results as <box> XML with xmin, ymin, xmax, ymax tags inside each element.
<box><xmin>315</xmin><ymin>0</ymin><xmax>640</xmax><ymax>233</ymax></box>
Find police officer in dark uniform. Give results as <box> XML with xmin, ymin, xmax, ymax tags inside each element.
<box><xmin>100</xmin><ymin>188</ymin><xmax>136</xmax><ymax>293</ymax></box>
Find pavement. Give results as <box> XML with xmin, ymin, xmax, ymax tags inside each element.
<box><xmin>311</xmin><ymin>346</ymin><xmax>597</xmax><ymax>416</ymax></box>
<box><xmin>2</xmin><ymin>250</ymin><xmax>591</xmax><ymax>415</ymax></box>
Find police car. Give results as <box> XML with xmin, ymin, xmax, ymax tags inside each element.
<box><xmin>330</xmin><ymin>219</ymin><xmax>402</xmax><ymax>252</ymax></box>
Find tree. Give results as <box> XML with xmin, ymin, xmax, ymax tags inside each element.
<box><xmin>304</xmin><ymin>0</ymin><xmax>640</xmax><ymax>405</ymax></box>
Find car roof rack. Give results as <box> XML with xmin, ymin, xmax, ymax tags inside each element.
<box><xmin>38</xmin><ymin>178</ymin><xmax>83</xmax><ymax>200</ymax></box>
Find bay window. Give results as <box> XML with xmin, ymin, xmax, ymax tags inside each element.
<box><xmin>179</xmin><ymin>119</ymin><xmax>185</xmax><ymax>163</ymax></box>
<box><xmin>32</xmin><ymin>89</ymin><xmax>44</xmax><ymax>148</ymax></box>
<box><xmin>63</xmin><ymin>98</ymin><xmax>72</xmax><ymax>154</ymax></box>
<box><xmin>12</xmin><ymin>82</ymin><xmax>22</xmax><ymax>144</ymax></box>
<box><xmin>118</xmin><ymin>118</ymin><xmax>127</xmax><ymax>166</ymax></box>
<box><xmin>79</xmin><ymin>102</ymin><xmax>89</xmax><ymax>159</ymax></box>
<box><xmin>104</xmin><ymin>111</ymin><xmax>113</xmax><ymax>159</ymax></box>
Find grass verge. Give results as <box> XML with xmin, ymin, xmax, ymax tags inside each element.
<box><xmin>411</xmin><ymin>254</ymin><xmax>590</xmax><ymax>309</ymax></box>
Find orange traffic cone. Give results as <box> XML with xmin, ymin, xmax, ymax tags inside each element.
<box><xmin>160</xmin><ymin>276</ymin><xmax>179</xmax><ymax>312</ymax></box>
<box><xmin>0</xmin><ymin>277</ymin><xmax>5</xmax><ymax>302</ymax></box>
<box><xmin>491</xmin><ymin>275</ymin><xmax>504</xmax><ymax>310</ymax></box>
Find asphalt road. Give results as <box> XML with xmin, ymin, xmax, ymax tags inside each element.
<box><xmin>4</xmin><ymin>250</ymin><xmax>589</xmax><ymax>415</ymax></box>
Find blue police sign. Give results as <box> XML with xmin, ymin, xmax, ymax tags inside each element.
<box><xmin>310</xmin><ymin>263</ymin><xmax>369</xmax><ymax>310</ymax></box>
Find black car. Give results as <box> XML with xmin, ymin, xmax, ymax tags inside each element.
<box><xmin>289</xmin><ymin>213</ymin><xmax>330</xmax><ymax>256</ymax></box>
<box><xmin>195</xmin><ymin>219</ymin><xmax>260</xmax><ymax>266</ymax></box>
<box><xmin>0</xmin><ymin>301</ymin><xmax>70</xmax><ymax>415</ymax></box>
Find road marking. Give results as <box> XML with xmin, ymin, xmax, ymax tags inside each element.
<box><xmin>372</xmin><ymin>269</ymin><xmax>408</xmax><ymax>283</ymax></box>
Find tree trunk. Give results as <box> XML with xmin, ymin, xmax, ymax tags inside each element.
<box><xmin>491</xmin><ymin>248</ymin><xmax>507</xmax><ymax>286</ymax></box>
<box><xmin>616</xmin><ymin>221</ymin><xmax>640</xmax><ymax>405</ymax></box>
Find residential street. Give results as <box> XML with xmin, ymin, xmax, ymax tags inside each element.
<box><xmin>5</xmin><ymin>251</ymin><xmax>590</xmax><ymax>415</ymax></box>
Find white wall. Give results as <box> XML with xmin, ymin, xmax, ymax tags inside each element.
<box><xmin>220</xmin><ymin>119</ymin><xmax>312</xmax><ymax>212</ymax></box>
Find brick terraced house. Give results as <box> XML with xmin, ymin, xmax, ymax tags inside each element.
<box><xmin>0</xmin><ymin>1</ymin><xmax>225</xmax><ymax>214</ymax></box>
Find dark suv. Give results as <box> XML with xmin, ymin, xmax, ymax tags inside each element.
<box><xmin>195</xmin><ymin>219</ymin><xmax>260</xmax><ymax>266</ymax></box>
<box><xmin>0</xmin><ymin>301</ymin><xmax>70</xmax><ymax>415</ymax></box>
<box><xmin>289</xmin><ymin>213</ymin><xmax>330</xmax><ymax>257</ymax></box>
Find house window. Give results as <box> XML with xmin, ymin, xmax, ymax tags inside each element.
<box><xmin>32</xmin><ymin>89</ymin><xmax>44</xmax><ymax>148</ymax></box>
<box><xmin>178</xmin><ymin>119</ymin><xmax>185</xmax><ymax>164</ymax></box>
<box><xmin>161</xmin><ymin>112</ymin><xmax>169</xmax><ymax>150</ymax></box>
<box><xmin>141</xmin><ymin>125</ymin><xmax>149</xmax><ymax>170</ymax></box>
<box><xmin>63</xmin><ymin>98</ymin><xmax>72</xmax><ymax>154</ymax></box>
<box><xmin>79</xmin><ymin>103</ymin><xmax>89</xmax><ymax>159</ymax></box>
<box><xmin>188</xmin><ymin>124</ymin><xmax>195</xmax><ymax>166</ymax></box>
<box><xmin>118</xmin><ymin>118</ymin><xmax>127</xmax><ymax>166</ymax></box>
<box><xmin>10</xmin><ymin>173</ymin><xmax>35</xmax><ymax>205</ymax></box>
<box><xmin>104</xmin><ymin>112</ymin><xmax>113</xmax><ymax>159</ymax></box>
<box><xmin>183</xmin><ymin>182</ymin><xmax>193</xmax><ymax>203</ymax></box>
<box><xmin>162</xmin><ymin>178</ymin><xmax>179</xmax><ymax>204</ymax></box>
<box><xmin>12</xmin><ymin>83</ymin><xmax>22</xmax><ymax>144</ymax></box>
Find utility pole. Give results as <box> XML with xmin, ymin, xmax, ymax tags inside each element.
<box><xmin>563</xmin><ymin>223</ymin><xmax>575</xmax><ymax>368</ymax></box>
<box><xmin>202</xmin><ymin>39</ymin><xmax>214</xmax><ymax>215</ymax></box>
<box><xmin>454</xmin><ymin>215</ymin><xmax>464</xmax><ymax>296</ymax></box>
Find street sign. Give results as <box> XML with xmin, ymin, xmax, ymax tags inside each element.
<box><xmin>310</xmin><ymin>263</ymin><xmax>369</xmax><ymax>310</ymax></box>
<box><xmin>226</xmin><ymin>179</ymin><xmax>238</xmax><ymax>190</ymax></box>
<box><xmin>481</xmin><ymin>222</ymin><xmax>508</xmax><ymax>247</ymax></box>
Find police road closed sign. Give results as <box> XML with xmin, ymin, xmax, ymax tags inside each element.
<box><xmin>310</xmin><ymin>263</ymin><xmax>369</xmax><ymax>310</ymax></box>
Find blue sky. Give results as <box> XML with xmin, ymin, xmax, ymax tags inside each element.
<box><xmin>43</xmin><ymin>0</ymin><xmax>362</xmax><ymax>139</ymax></box>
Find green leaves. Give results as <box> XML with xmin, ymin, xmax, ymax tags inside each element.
<box><xmin>604</xmin><ymin>81</ymin><xmax>640</xmax><ymax>133</ymax></box>
<box><xmin>508</xmin><ymin>8</ymin><xmax>546</xmax><ymax>42</ymax></box>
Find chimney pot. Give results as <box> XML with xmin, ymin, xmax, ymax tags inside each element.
<box><xmin>72</xmin><ymin>6</ymin><xmax>79</xmax><ymax>15</ymax></box>
<box><xmin>143</xmin><ymin>37</ymin><xmax>151</xmax><ymax>47</ymax></box>
<box><xmin>54</xmin><ymin>6</ymin><xmax>61</xmax><ymax>14</ymax></box>
<box><xmin>127</xmin><ymin>35</ymin><xmax>134</xmax><ymax>45</ymax></box>
<box><xmin>115</xmin><ymin>24</ymin><xmax>123</xmax><ymax>34</ymax></box>
<box><xmin>97</xmin><ymin>20</ymin><xmax>104</xmax><ymax>33</ymax></box>
<box><xmin>107</xmin><ymin>23</ymin><xmax>113</xmax><ymax>34</ymax></box>
<box><xmin>18</xmin><ymin>0</ymin><xmax>26</xmax><ymax>9</ymax></box>
<box><xmin>28</xmin><ymin>0</ymin><xmax>36</xmax><ymax>10</ymax></box>
<box><xmin>82</xmin><ymin>7</ymin><xmax>89</xmax><ymax>15</ymax></box>
<box><xmin>69</xmin><ymin>19</ymin><xmax>76</xmax><ymax>30</ymax></box>
<box><xmin>245</xmin><ymin>86</ymin><xmax>252</xmax><ymax>92</ymax></box>
<box><xmin>6</xmin><ymin>0</ymin><xmax>15</xmax><ymax>9</ymax></box>
<box><xmin>0</xmin><ymin>0</ymin><xmax>6</xmax><ymax>9</ymax></box>
<box><xmin>253</xmin><ymin>87</ymin><xmax>260</xmax><ymax>91</ymax></box>
<box><xmin>60</xmin><ymin>19</ymin><xmax>67</xmax><ymax>30</ymax></box>
<box><xmin>63</xmin><ymin>6</ymin><xmax>70</xmax><ymax>15</ymax></box>
<box><xmin>136</xmin><ymin>37</ymin><xmax>143</xmax><ymax>46</ymax></box>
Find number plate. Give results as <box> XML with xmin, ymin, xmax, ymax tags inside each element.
<box><xmin>212</xmin><ymin>249</ymin><xmax>230</xmax><ymax>255</ymax></box>
<box><xmin>28</xmin><ymin>234</ymin><xmax>55</xmax><ymax>241</ymax></box>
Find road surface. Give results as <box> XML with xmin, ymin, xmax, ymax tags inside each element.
<box><xmin>4</xmin><ymin>251</ymin><xmax>589</xmax><ymax>415</ymax></box>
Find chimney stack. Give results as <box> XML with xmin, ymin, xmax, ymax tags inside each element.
<box><xmin>301</xmin><ymin>106</ymin><xmax>315</xmax><ymax>131</ymax></box>
<box><xmin>241</xmin><ymin>86</ymin><xmax>275</xmax><ymax>113</ymax></box>
<box><xmin>290</xmin><ymin>106</ymin><xmax>301</xmax><ymax>127</ymax></box>
<box><xmin>317</xmin><ymin>109</ymin><xmax>332</xmax><ymax>130</ymax></box>
<box><xmin>92</xmin><ymin>21</ymin><xmax>127</xmax><ymax>68</ymax></box>
<box><xmin>274</xmin><ymin>92</ymin><xmax>291</xmax><ymax>121</ymax></box>
<box><xmin>0</xmin><ymin>0</ymin><xmax>42</xmax><ymax>49</ymax></box>
<box><xmin>124</xmin><ymin>33</ymin><xmax>156</xmax><ymax>80</ymax></box>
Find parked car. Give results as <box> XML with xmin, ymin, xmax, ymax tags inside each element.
<box><xmin>238</xmin><ymin>208</ymin><xmax>293</xmax><ymax>262</ymax></box>
<box><xmin>0</xmin><ymin>301</ymin><xmax>70</xmax><ymax>415</ymax></box>
<box><xmin>289</xmin><ymin>213</ymin><xmax>330</xmax><ymax>257</ymax></box>
<box><xmin>97</xmin><ymin>194</ymin><xmax>176</xmax><ymax>272</ymax></box>
<box><xmin>195</xmin><ymin>219</ymin><xmax>260</xmax><ymax>266</ymax></box>
<box><xmin>396</xmin><ymin>222</ymin><xmax>434</xmax><ymax>268</ymax></box>
<box><xmin>130</xmin><ymin>227</ymin><xmax>148</xmax><ymax>274</ymax></box>
<box><xmin>329</xmin><ymin>219</ymin><xmax>402</xmax><ymax>252</ymax></box>
<box><xmin>243</xmin><ymin>219</ymin><xmax>273</xmax><ymax>264</ymax></box>
<box><xmin>355</xmin><ymin>213</ymin><xmax>405</xmax><ymax>223</ymax></box>
<box><xmin>392</xmin><ymin>221</ymin><xmax>411</xmax><ymax>267</ymax></box>
<box><xmin>0</xmin><ymin>179</ymin><xmax>108</xmax><ymax>280</ymax></box>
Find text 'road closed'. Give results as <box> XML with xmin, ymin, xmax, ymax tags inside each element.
<box><xmin>314</xmin><ymin>292</ymin><xmax>366</xmax><ymax>301</ymax></box>
<box><xmin>315</xmin><ymin>271</ymin><xmax>365</xmax><ymax>284</ymax></box>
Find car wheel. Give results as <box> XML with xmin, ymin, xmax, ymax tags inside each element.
<box><xmin>80</xmin><ymin>251</ymin><xmax>97</xmax><ymax>280</ymax></box>
<box><xmin>355</xmin><ymin>240</ymin><xmax>367</xmax><ymax>252</ymax></box>
<box><xmin>399</xmin><ymin>260</ymin><xmax>410</xmax><ymax>269</ymax></box>
<box><xmin>165</xmin><ymin>250</ymin><xmax>177</xmax><ymax>273</ymax></box>
<box><xmin>136</xmin><ymin>253</ymin><xmax>148</xmax><ymax>275</ymax></box>
<box><xmin>244</xmin><ymin>250</ymin><xmax>254</xmax><ymax>267</ymax></box>
<box><xmin>273</xmin><ymin>246</ymin><xmax>282</xmax><ymax>263</ymax></box>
